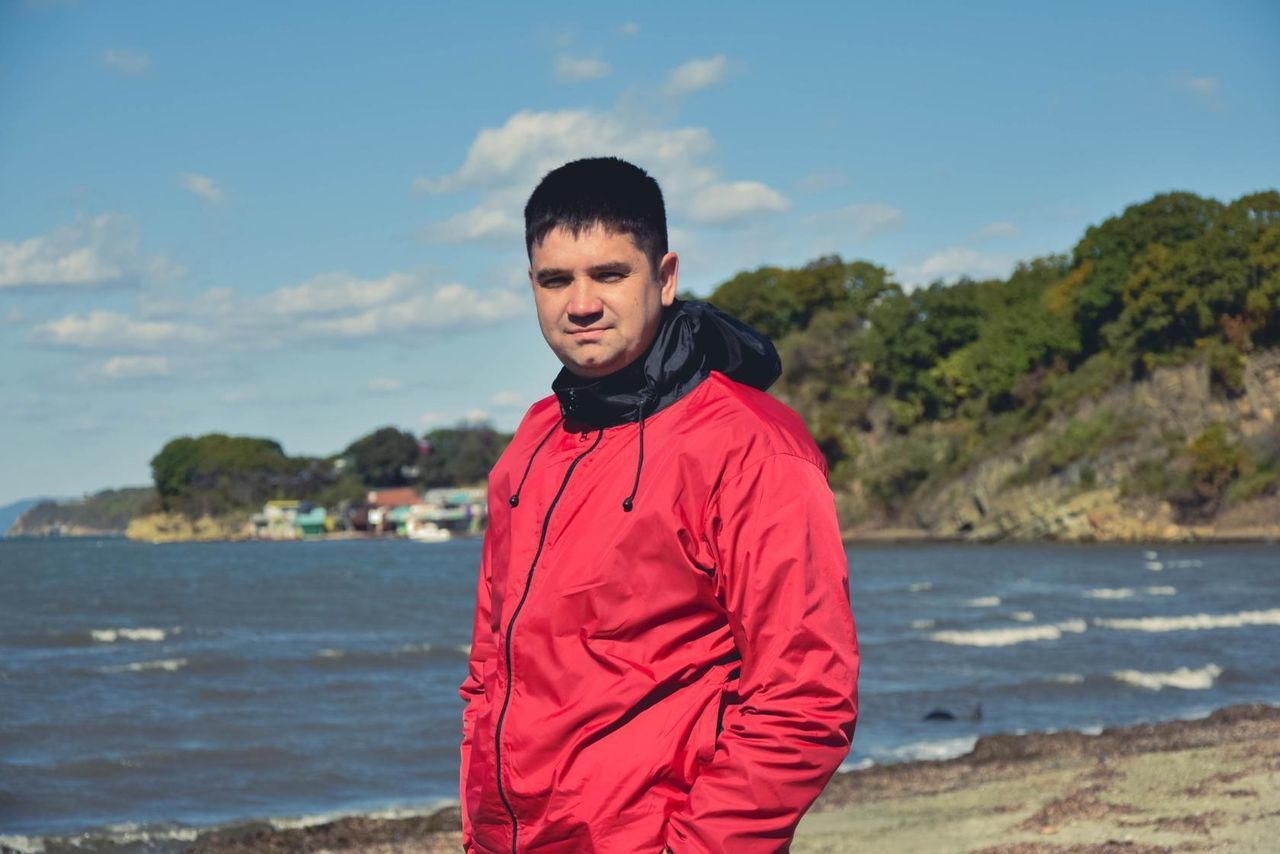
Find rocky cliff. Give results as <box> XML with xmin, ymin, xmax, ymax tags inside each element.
<box><xmin>848</xmin><ymin>349</ymin><xmax>1280</xmax><ymax>542</ymax></box>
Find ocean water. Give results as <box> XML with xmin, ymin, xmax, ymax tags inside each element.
<box><xmin>1</xmin><ymin>537</ymin><xmax>1278</xmax><ymax>849</ymax></box>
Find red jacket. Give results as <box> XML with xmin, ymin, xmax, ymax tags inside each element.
<box><xmin>460</xmin><ymin>301</ymin><xmax>859</xmax><ymax>853</ymax></box>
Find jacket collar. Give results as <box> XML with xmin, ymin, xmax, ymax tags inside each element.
<box><xmin>551</xmin><ymin>299</ymin><xmax>782</xmax><ymax>429</ymax></box>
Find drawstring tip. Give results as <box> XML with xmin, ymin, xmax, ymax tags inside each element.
<box><xmin>621</xmin><ymin>498</ymin><xmax>633</xmax><ymax>512</ymax></box>
<box><xmin>508</xmin><ymin>495</ymin><xmax>520</xmax><ymax>508</ymax></box>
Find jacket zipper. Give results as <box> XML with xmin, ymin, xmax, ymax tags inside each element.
<box><xmin>493</xmin><ymin>427</ymin><xmax>603</xmax><ymax>853</ymax></box>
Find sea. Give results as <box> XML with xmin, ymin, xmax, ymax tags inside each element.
<box><xmin>1</xmin><ymin>537</ymin><xmax>1277</xmax><ymax>851</ymax></box>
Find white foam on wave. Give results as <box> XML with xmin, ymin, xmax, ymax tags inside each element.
<box><xmin>908</xmin><ymin>581</ymin><xmax>933</xmax><ymax>593</ymax></box>
<box><xmin>1053</xmin><ymin>673</ymin><xmax>1085</xmax><ymax>684</ymax></box>
<box><xmin>1145</xmin><ymin>586</ymin><xmax>1177</xmax><ymax>595</ymax></box>
<box><xmin>931</xmin><ymin>618</ymin><xmax>1086</xmax><ymax>647</ymax></box>
<box><xmin>838</xmin><ymin>756</ymin><xmax>876</xmax><ymax>772</ymax></box>
<box><xmin>1084</xmin><ymin>587</ymin><xmax>1134</xmax><ymax>600</ymax></box>
<box><xmin>456</xmin><ymin>643</ymin><xmax>472</xmax><ymax>656</ymax></box>
<box><xmin>0</xmin><ymin>834</ymin><xmax>44</xmax><ymax>853</ymax></box>
<box><xmin>317</xmin><ymin>648</ymin><xmax>345</xmax><ymax>658</ymax></box>
<box><xmin>1112</xmin><ymin>663</ymin><xmax>1223</xmax><ymax>690</ymax></box>
<box><xmin>399</xmin><ymin>642</ymin><xmax>433</xmax><ymax>654</ymax></box>
<box><xmin>98</xmin><ymin>822</ymin><xmax>200</xmax><ymax>845</ymax></box>
<box><xmin>1095</xmin><ymin>608</ymin><xmax>1280</xmax><ymax>633</ymax></box>
<box><xmin>1010</xmin><ymin>611</ymin><xmax>1036</xmax><ymax>622</ymax></box>
<box><xmin>965</xmin><ymin>596</ymin><xmax>1001</xmax><ymax>607</ymax></box>
<box><xmin>1144</xmin><ymin>560</ymin><xmax>1164</xmax><ymax>571</ymax></box>
<box><xmin>101</xmin><ymin>657</ymin><xmax>188</xmax><ymax>673</ymax></box>
<box><xmin>882</xmin><ymin>735</ymin><xmax>979</xmax><ymax>762</ymax></box>
<box><xmin>268</xmin><ymin>800</ymin><xmax>455</xmax><ymax>830</ymax></box>
<box><xmin>910</xmin><ymin>619</ymin><xmax>936</xmax><ymax>630</ymax></box>
<box><xmin>91</xmin><ymin>627</ymin><xmax>168</xmax><ymax>643</ymax></box>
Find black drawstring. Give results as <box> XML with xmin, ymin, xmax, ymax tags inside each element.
<box><xmin>509</xmin><ymin>401</ymin><xmax>649</xmax><ymax>514</ymax></box>
<box><xmin>621</xmin><ymin>403</ymin><xmax>647</xmax><ymax>512</ymax></box>
<box><xmin>509</xmin><ymin>415</ymin><xmax>565</xmax><ymax>508</ymax></box>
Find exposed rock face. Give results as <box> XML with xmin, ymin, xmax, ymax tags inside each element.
<box><xmin>900</xmin><ymin>350</ymin><xmax>1280</xmax><ymax>542</ymax></box>
<box><xmin>125</xmin><ymin>513</ymin><xmax>251</xmax><ymax>543</ymax></box>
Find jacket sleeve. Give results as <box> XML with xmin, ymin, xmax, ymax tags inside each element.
<box><xmin>459</xmin><ymin>528</ymin><xmax>497</xmax><ymax>852</ymax></box>
<box><xmin>665</xmin><ymin>453</ymin><xmax>859</xmax><ymax>853</ymax></box>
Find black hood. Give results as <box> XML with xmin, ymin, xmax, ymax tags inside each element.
<box><xmin>551</xmin><ymin>299</ymin><xmax>781</xmax><ymax>429</ymax></box>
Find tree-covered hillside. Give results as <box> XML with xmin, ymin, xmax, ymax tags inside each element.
<box><xmin>707</xmin><ymin>190</ymin><xmax>1280</xmax><ymax>530</ymax></box>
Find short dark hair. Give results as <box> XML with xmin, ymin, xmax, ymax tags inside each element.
<box><xmin>524</xmin><ymin>157</ymin><xmax>668</xmax><ymax>272</ymax></box>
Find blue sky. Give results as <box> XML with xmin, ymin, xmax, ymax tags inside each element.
<box><xmin>1</xmin><ymin>0</ymin><xmax>1277</xmax><ymax>506</ymax></box>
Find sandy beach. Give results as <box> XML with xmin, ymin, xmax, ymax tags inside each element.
<box><xmin>182</xmin><ymin>703</ymin><xmax>1280</xmax><ymax>853</ymax></box>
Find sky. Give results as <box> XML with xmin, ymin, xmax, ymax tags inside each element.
<box><xmin>1</xmin><ymin>0</ymin><xmax>1277</xmax><ymax>506</ymax></box>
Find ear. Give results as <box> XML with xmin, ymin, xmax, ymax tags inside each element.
<box><xmin>658</xmin><ymin>252</ymin><xmax>679</xmax><ymax>306</ymax></box>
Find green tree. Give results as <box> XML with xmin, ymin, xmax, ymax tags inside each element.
<box><xmin>343</xmin><ymin>426</ymin><xmax>421</xmax><ymax>487</ymax></box>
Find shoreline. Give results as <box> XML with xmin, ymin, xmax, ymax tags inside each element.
<box><xmin>113</xmin><ymin>702</ymin><xmax>1266</xmax><ymax>853</ymax></box>
<box><xmin>6</xmin><ymin>528</ymin><xmax>1277</xmax><ymax>545</ymax></box>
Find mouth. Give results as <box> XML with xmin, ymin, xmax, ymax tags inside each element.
<box><xmin>567</xmin><ymin>326</ymin><xmax>611</xmax><ymax>336</ymax></box>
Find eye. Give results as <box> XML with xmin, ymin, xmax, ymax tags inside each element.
<box><xmin>596</xmin><ymin>270</ymin><xmax>625</xmax><ymax>282</ymax></box>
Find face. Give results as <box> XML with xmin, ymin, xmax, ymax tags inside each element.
<box><xmin>529</xmin><ymin>224</ymin><xmax>678</xmax><ymax>379</ymax></box>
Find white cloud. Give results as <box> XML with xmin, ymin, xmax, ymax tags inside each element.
<box><xmin>664</xmin><ymin>55</ymin><xmax>729</xmax><ymax>96</ymax></box>
<box><xmin>102</xmin><ymin>49</ymin><xmax>151</xmax><ymax>77</ymax></box>
<box><xmin>424</xmin><ymin>203</ymin><xmax>523</xmax><ymax>244</ymax></box>
<box><xmin>463</xmin><ymin>409</ymin><xmax>491</xmax><ymax>424</ymax></box>
<box><xmin>91</xmin><ymin>355</ymin><xmax>170</xmax><ymax>380</ymax></box>
<box><xmin>0</xmin><ymin>214</ymin><xmax>176</xmax><ymax>289</ymax></box>
<box><xmin>303</xmin><ymin>282</ymin><xmax>524</xmax><ymax>339</ymax></box>
<box><xmin>688</xmin><ymin>181</ymin><xmax>789</xmax><ymax>225</ymax></box>
<box><xmin>555</xmin><ymin>55</ymin><xmax>612</xmax><ymax>82</ymax></box>
<box><xmin>413</xmin><ymin>109</ymin><xmax>715</xmax><ymax>196</ymax></box>
<box><xmin>33</xmin><ymin>310</ymin><xmax>203</xmax><ymax>350</ymax></box>
<box><xmin>262</xmin><ymin>271</ymin><xmax>410</xmax><ymax>317</ymax></box>
<box><xmin>806</xmin><ymin>202</ymin><xmax>904</xmax><ymax>239</ymax></box>
<box><xmin>414</xmin><ymin>106</ymin><xmax>792</xmax><ymax>243</ymax></box>
<box><xmin>1177</xmin><ymin>74</ymin><xmax>1220</xmax><ymax>107</ymax></box>
<box><xmin>38</xmin><ymin>268</ymin><xmax>526</xmax><ymax>352</ymax></box>
<box><xmin>179</xmin><ymin>173</ymin><xmax>224</xmax><ymax>204</ymax></box>
<box><xmin>900</xmin><ymin>247</ymin><xmax>1016</xmax><ymax>286</ymax></box>
<box><xmin>619</xmin><ymin>21</ymin><xmax>640</xmax><ymax>37</ymax></box>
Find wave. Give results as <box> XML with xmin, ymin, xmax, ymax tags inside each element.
<box><xmin>909</xmin><ymin>619</ymin><xmax>936</xmax><ymax>630</ymax></box>
<box><xmin>101</xmin><ymin>657</ymin><xmax>188</xmax><ymax>673</ymax></box>
<box><xmin>930</xmin><ymin>619</ymin><xmax>1087</xmax><ymax>647</ymax></box>
<box><xmin>1052</xmin><ymin>673</ymin><xmax>1085</xmax><ymax>684</ymax></box>
<box><xmin>311</xmin><ymin>643</ymin><xmax>471</xmax><ymax>666</ymax></box>
<box><xmin>1084</xmin><ymin>587</ymin><xmax>1134</xmax><ymax>600</ymax></box>
<box><xmin>964</xmin><ymin>596</ymin><xmax>1001</xmax><ymax>607</ymax></box>
<box><xmin>1144</xmin><ymin>560</ymin><xmax>1164</xmax><ymax>571</ymax></box>
<box><xmin>880</xmin><ymin>735</ymin><xmax>979</xmax><ymax>762</ymax></box>
<box><xmin>1112</xmin><ymin>663</ymin><xmax>1223</xmax><ymax>690</ymax></box>
<box><xmin>1094</xmin><ymin>608</ymin><xmax>1280</xmax><ymax>633</ymax></box>
<box><xmin>91</xmin><ymin>626</ymin><xmax>171</xmax><ymax>643</ymax></box>
<box><xmin>1145</xmin><ymin>585</ymin><xmax>1177</xmax><ymax>595</ymax></box>
<box><xmin>908</xmin><ymin>581</ymin><xmax>933</xmax><ymax>593</ymax></box>
<box><xmin>1010</xmin><ymin>611</ymin><xmax>1036</xmax><ymax>622</ymax></box>
<box><xmin>0</xmin><ymin>799</ymin><xmax>458</xmax><ymax>854</ymax></box>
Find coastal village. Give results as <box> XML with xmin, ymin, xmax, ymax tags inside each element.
<box><xmin>249</xmin><ymin>486</ymin><xmax>487</xmax><ymax>542</ymax></box>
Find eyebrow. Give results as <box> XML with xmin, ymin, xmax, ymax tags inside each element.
<box><xmin>533</xmin><ymin>261</ymin><xmax>632</xmax><ymax>284</ymax></box>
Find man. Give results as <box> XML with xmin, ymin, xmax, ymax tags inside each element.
<box><xmin>459</xmin><ymin>157</ymin><xmax>858</xmax><ymax>853</ymax></box>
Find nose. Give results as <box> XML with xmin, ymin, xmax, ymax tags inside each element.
<box><xmin>566</xmin><ymin>276</ymin><xmax>604</xmax><ymax>322</ymax></box>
